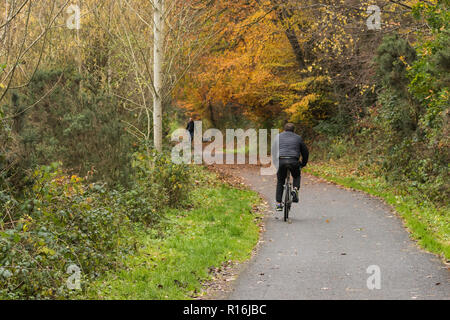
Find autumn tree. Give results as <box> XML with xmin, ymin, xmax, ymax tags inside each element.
<box><xmin>176</xmin><ymin>0</ymin><xmax>425</xmax><ymax>134</ymax></box>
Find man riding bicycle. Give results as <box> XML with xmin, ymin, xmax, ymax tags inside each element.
<box><xmin>272</xmin><ymin>123</ymin><xmax>309</xmax><ymax>211</ymax></box>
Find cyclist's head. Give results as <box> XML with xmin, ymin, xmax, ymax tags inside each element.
<box><xmin>284</xmin><ymin>123</ymin><xmax>295</xmax><ymax>132</ymax></box>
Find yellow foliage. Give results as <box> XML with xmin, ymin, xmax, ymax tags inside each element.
<box><xmin>287</xmin><ymin>93</ymin><xmax>319</xmax><ymax>123</ymax></box>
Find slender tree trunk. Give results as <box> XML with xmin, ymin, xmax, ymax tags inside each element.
<box><xmin>153</xmin><ymin>0</ymin><xmax>164</xmax><ymax>152</ymax></box>
<box><xmin>77</xmin><ymin>0</ymin><xmax>83</xmax><ymax>92</ymax></box>
<box><xmin>107</xmin><ymin>1</ymin><xmax>113</xmax><ymax>94</ymax></box>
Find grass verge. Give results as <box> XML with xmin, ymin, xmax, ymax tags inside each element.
<box><xmin>305</xmin><ymin>161</ymin><xmax>449</xmax><ymax>261</ymax></box>
<box><xmin>81</xmin><ymin>173</ymin><xmax>262</xmax><ymax>299</ymax></box>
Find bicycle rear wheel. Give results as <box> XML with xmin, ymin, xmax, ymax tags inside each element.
<box><xmin>284</xmin><ymin>179</ymin><xmax>291</xmax><ymax>222</ymax></box>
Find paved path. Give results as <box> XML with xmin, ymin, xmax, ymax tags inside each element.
<box><xmin>225</xmin><ymin>166</ymin><xmax>449</xmax><ymax>300</ymax></box>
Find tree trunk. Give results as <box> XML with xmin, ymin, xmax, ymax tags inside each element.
<box><xmin>77</xmin><ymin>0</ymin><xmax>83</xmax><ymax>93</ymax></box>
<box><xmin>269</xmin><ymin>0</ymin><xmax>306</xmax><ymax>70</ymax></box>
<box><xmin>208</xmin><ymin>101</ymin><xmax>216</xmax><ymax>127</ymax></box>
<box><xmin>283</xmin><ymin>27</ymin><xmax>306</xmax><ymax>70</ymax></box>
<box><xmin>153</xmin><ymin>0</ymin><xmax>164</xmax><ymax>152</ymax></box>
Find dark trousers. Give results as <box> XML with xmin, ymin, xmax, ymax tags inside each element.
<box><xmin>276</xmin><ymin>158</ymin><xmax>301</xmax><ymax>202</ymax></box>
<box><xmin>189</xmin><ymin>130</ymin><xmax>194</xmax><ymax>142</ymax></box>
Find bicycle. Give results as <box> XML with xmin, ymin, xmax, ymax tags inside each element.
<box><xmin>282</xmin><ymin>165</ymin><xmax>303</xmax><ymax>222</ymax></box>
<box><xmin>283</xmin><ymin>167</ymin><xmax>293</xmax><ymax>222</ymax></box>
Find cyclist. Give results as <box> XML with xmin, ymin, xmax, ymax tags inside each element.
<box><xmin>272</xmin><ymin>123</ymin><xmax>309</xmax><ymax>211</ymax></box>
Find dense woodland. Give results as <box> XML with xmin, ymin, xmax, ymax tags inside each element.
<box><xmin>0</xmin><ymin>0</ymin><xmax>448</xmax><ymax>299</ymax></box>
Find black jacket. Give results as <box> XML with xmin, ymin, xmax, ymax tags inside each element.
<box><xmin>272</xmin><ymin>131</ymin><xmax>309</xmax><ymax>167</ymax></box>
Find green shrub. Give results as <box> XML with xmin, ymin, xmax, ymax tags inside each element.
<box><xmin>0</xmin><ymin>150</ymin><xmax>195</xmax><ymax>299</ymax></box>
<box><xmin>129</xmin><ymin>152</ymin><xmax>192</xmax><ymax>220</ymax></box>
<box><xmin>0</xmin><ymin>163</ymin><xmax>132</xmax><ymax>299</ymax></box>
<box><xmin>1</xmin><ymin>68</ymin><xmax>137</xmax><ymax>189</ymax></box>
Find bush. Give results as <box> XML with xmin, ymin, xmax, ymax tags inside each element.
<box><xmin>0</xmin><ymin>150</ymin><xmax>195</xmax><ymax>299</ymax></box>
<box><xmin>127</xmin><ymin>152</ymin><xmax>192</xmax><ymax>223</ymax></box>
<box><xmin>1</xmin><ymin>68</ymin><xmax>137</xmax><ymax>189</ymax></box>
<box><xmin>0</xmin><ymin>163</ymin><xmax>133</xmax><ymax>299</ymax></box>
<box><xmin>0</xmin><ymin>150</ymin><xmax>196</xmax><ymax>299</ymax></box>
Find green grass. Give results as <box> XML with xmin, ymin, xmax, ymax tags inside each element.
<box><xmin>81</xmin><ymin>183</ymin><xmax>261</xmax><ymax>300</ymax></box>
<box><xmin>305</xmin><ymin>161</ymin><xmax>450</xmax><ymax>261</ymax></box>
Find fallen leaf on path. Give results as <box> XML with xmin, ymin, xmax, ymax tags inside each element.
<box><xmin>271</xmin><ymin>265</ymin><xmax>280</xmax><ymax>269</ymax></box>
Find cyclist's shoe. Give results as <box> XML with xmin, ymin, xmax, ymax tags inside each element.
<box><xmin>276</xmin><ymin>203</ymin><xmax>283</xmax><ymax>211</ymax></box>
<box><xmin>292</xmin><ymin>189</ymin><xmax>299</xmax><ymax>203</ymax></box>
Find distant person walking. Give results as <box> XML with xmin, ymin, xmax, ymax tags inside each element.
<box><xmin>186</xmin><ymin>117</ymin><xmax>195</xmax><ymax>142</ymax></box>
